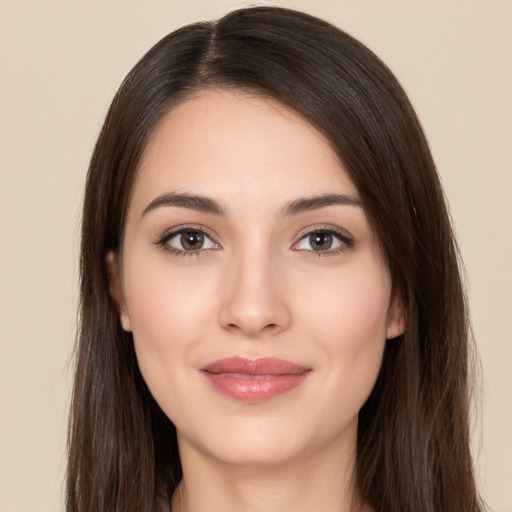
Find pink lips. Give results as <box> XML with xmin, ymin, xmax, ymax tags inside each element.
<box><xmin>200</xmin><ymin>357</ymin><xmax>311</xmax><ymax>403</ymax></box>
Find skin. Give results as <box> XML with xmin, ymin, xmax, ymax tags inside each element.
<box><xmin>109</xmin><ymin>89</ymin><xmax>404</xmax><ymax>512</ymax></box>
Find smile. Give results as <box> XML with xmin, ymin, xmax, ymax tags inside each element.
<box><xmin>200</xmin><ymin>357</ymin><xmax>312</xmax><ymax>403</ymax></box>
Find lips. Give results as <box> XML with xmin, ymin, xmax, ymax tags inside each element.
<box><xmin>200</xmin><ymin>357</ymin><xmax>312</xmax><ymax>403</ymax></box>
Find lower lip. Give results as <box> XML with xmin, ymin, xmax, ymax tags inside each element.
<box><xmin>202</xmin><ymin>371</ymin><xmax>311</xmax><ymax>403</ymax></box>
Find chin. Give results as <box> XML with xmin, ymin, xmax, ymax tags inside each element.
<box><xmin>197</xmin><ymin>438</ymin><xmax>307</xmax><ymax>468</ymax></box>
<box><xmin>176</xmin><ymin>411</ymin><xmax>358</xmax><ymax>470</ymax></box>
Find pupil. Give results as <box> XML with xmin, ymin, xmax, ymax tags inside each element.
<box><xmin>311</xmin><ymin>232</ymin><xmax>332</xmax><ymax>250</ymax></box>
<box><xmin>182</xmin><ymin>231</ymin><xmax>203</xmax><ymax>250</ymax></box>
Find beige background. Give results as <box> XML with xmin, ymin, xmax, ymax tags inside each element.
<box><xmin>1</xmin><ymin>1</ymin><xmax>511</xmax><ymax>511</ymax></box>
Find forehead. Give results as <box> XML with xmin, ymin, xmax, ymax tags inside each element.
<box><xmin>131</xmin><ymin>89</ymin><xmax>359</xmax><ymax>213</ymax></box>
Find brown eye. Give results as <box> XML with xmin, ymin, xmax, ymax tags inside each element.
<box><xmin>181</xmin><ymin>231</ymin><xmax>204</xmax><ymax>250</ymax></box>
<box><xmin>294</xmin><ymin>229</ymin><xmax>349</xmax><ymax>253</ymax></box>
<box><xmin>165</xmin><ymin>229</ymin><xmax>218</xmax><ymax>252</ymax></box>
<box><xmin>309</xmin><ymin>232</ymin><xmax>333</xmax><ymax>251</ymax></box>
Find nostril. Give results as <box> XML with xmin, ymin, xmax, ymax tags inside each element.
<box><xmin>219</xmin><ymin>294</ymin><xmax>292</xmax><ymax>336</ymax></box>
<box><xmin>226</xmin><ymin>322</ymin><xmax>278</xmax><ymax>335</ymax></box>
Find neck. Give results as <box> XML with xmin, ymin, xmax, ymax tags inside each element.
<box><xmin>171</xmin><ymin>428</ymin><xmax>370</xmax><ymax>512</ymax></box>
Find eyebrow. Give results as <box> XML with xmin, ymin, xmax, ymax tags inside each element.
<box><xmin>281</xmin><ymin>193</ymin><xmax>362</xmax><ymax>216</ymax></box>
<box><xmin>142</xmin><ymin>192</ymin><xmax>227</xmax><ymax>217</ymax></box>
<box><xmin>142</xmin><ymin>191</ymin><xmax>361</xmax><ymax>218</ymax></box>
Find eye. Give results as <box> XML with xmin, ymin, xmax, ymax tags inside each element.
<box><xmin>293</xmin><ymin>229</ymin><xmax>352</xmax><ymax>253</ymax></box>
<box><xmin>162</xmin><ymin>228</ymin><xmax>218</xmax><ymax>253</ymax></box>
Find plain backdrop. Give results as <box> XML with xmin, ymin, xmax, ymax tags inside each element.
<box><xmin>1</xmin><ymin>1</ymin><xmax>511</xmax><ymax>511</ymax></box>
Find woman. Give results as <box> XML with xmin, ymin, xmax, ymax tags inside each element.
<box><xmin>67</xmin><ymin>6</ymin><xmax>485</xmax><ymax>512</ymax></box>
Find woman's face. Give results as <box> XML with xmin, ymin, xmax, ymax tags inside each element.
<box><xmin>111</xmin><ymin>89</ymin><xmax>403</xmax><ymax>467</ymax></box>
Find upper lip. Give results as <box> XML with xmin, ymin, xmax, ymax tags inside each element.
<box><xmin>200</xmin><ymin>357</ymin><xmax>311</xmax><ymax>375</ymax></box>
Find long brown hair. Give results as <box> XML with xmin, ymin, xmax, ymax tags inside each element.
<box><xmin>67</xmin><ymin>6</ymin><xmax>485</xmax><ymax>512</ymax></box>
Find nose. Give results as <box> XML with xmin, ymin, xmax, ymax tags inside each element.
<box><xmin>218</xmin><ymin>250</ymin><xmax>292</xmax><ymax>338</ymax></box>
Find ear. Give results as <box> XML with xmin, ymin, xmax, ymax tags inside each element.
<box><xmin>386</xmin><ymin>288</ymin><xmax>406</xmax><ymax>340</ymax></box>
<box><xmin>106</xmin><ymin>251</ymin><xmax>132</xmax><ymax>332</ymax></box>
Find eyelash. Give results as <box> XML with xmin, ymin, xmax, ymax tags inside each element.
<box><xmin>292</xmin><ymin>227</ymin><xmax>354</xmax><ymax>257</ymax></box>
<box><xmin>156</xmin><ymin>225</ymin><xmax>354</xmax><ymax>258</ymax></box>
<box><xmin>157</xmin><ymin>225</ymin><xmax>219</xmax><ymax>258</ymax></box>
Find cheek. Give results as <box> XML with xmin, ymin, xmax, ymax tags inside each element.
<box><xmin>297</xmin><ymin>262</ymin><xmax>390</xmax><ymax>402</ymax></box>
<box><xmin>320</xmin><ymin>282</ymin><xmax>389</xmax><ymax>352</ymax></box>
<box><xmin>125</xmin><ymin>252</ymin><xmax>215</xmax><ymax>339</ymax></box>
<box><xmin>121</xmin><ymin>253</ymin><xmax>218</xmax><ymax>398</ymax></box>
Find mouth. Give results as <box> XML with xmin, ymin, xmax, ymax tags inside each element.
<box><xmin>199</xmin><ymin>357</ymin><xmax>312</xmax><ymax>403</ymax></box>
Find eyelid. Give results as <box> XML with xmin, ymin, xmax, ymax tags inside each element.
<box><xmin>155</xmin><ymin>223</ymin><xmax>353</xmax><ymax>257</ymax></box>
<box><xmin>291</xmin><ymin>225</ymin><xmax>354</xmax><ymax>255</ymax></box>
<box><xmin>157</xmin><ymin>224</ymin><xmax>221</xmax><ymax>254</ymax></box>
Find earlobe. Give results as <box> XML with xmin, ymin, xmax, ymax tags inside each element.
<box><xmin>386</xmin><ymin>290</ymin><xmax>406</xmax><ymax>340</ymax></box>
<box><xmin>106</xmin><ymin>251</ymin><xmax>132</xmax><ymax>332</ymax></box>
